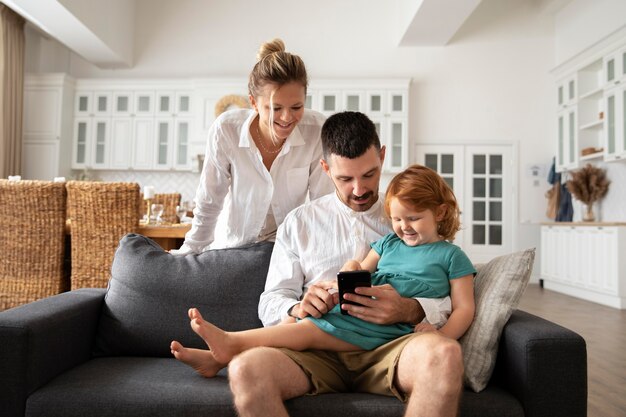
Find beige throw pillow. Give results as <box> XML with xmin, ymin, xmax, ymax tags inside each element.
<box><xmin>460</xmin><ymin>248</ymin><xmax>536</xmax><ymax>392</ymax></box>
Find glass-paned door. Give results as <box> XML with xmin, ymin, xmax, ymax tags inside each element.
<box><xmin>464</xmin><ymin>145</ymin><xmax>513</xmax><ymax>262</ymax></box>
<box><xmin>414</xmin><ymin>145</ymin><xmax>465</xmax><ymax>247</ymax></box>
<box><xmin>415</xmin><ymin>144</ymin><xmax>514</xmax><ymax>263</ymax></box>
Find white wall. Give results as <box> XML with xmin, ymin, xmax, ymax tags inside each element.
<box><xmin>23</xmin><ymin>0</ymin><xmax>626</xmax><ymax>278</ymax></box>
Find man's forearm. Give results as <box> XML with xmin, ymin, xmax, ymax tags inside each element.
<box><xmin>404</xmin><ymin>297</ymin><xmax>426</xmax><ymax>325</ymax></box>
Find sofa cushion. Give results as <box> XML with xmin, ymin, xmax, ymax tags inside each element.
<box><xmin>94</xmin><ymin>234</ymin><xmax>273</xmax><ymax>357</ymax></box>
<box><xmin>460</xmin><ymin>248</ymin><xmax>535</xmax><ymax>392</ymax></box>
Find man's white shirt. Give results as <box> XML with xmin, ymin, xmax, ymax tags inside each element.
<box><xmin>258</xmin><ymin>193</ymin><xmax>391</xmax><ymax>326</ymax></box>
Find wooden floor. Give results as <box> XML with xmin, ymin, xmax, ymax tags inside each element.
<box><xmin>518</xmin><ymin>284</ymin><xmax>626</xmax><ymax>417</ymax></box>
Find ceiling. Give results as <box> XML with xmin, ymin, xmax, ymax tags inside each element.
<box><xmin>4</xmin><ymin>0</ymin><xmax>571</xmax><ymax>69</ymax></box>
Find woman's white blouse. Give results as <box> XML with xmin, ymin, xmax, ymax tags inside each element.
<box><xmin>175</xmin><ymin>108</ymin><xmax>333</xmax><ymax>253</ymax></box>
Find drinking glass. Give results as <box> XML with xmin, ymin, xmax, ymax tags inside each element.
<box><xmin>151</xmin><ymin>203</ymin><xmax>165</xmax><ymax>225</ymax></box>
<box><xmin>175</xmin><ymin>205</ymin><xmax>187</xmax><ymax>223</ymax></box>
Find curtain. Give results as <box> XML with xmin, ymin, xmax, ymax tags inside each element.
<box><xmin>0</xmin><ymin>5</ymin><xmax>25</xmax><ymax>178</ymax></box>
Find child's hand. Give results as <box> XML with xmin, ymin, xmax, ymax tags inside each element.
<box><xmin>340</xmin><ymin>259</ymin><xmax>361</xmax><ymax>272</ymax></box>
<box><xmin>414</xmin><ymin>322</ymin><xmax>437</xmax><ymax>333</ymax></box>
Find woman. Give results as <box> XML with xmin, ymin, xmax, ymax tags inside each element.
<box><xmin>174</xmin><ymin>39</ymin><xmax>332</xmax><ymax>253</ymax></box>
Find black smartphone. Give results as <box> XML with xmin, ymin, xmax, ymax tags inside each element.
<box><xmin>337</xmin><ymin>270</ymin><xmax>372</xmax><ymax>315</ymax></box>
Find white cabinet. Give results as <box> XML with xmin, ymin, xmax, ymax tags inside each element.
<box><xmin>553</xmin><ymin>35</ymin><xmax>626</xmax><ymax>170</ymax></box>
<box><xmin>72</xmin><ymin>81</ymin><xmax>195</xmax><ymax>171</ymax></box>
<box><xmin>22</xmin><ymin>74</ymin><xmax>75</xmax><ymax>180</ymax></box>
<box><xmin>306</xmin><ymin>80</ymin><xmax>410</xmax><ymax>173</ymax></box>
<box><xmin>541</xmin><ymin>224</ymin><xmax>626</xmax><ymax>309</ymax></box>
<box><xmin>604</xmin><ymin>85</ymin><xmax>626</xmax><ymax>161</ymax></box>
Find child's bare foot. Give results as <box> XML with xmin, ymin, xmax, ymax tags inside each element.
<box><xmin>188</xmin><ymin>308</ymin><xmax>240</xmax><ymax>364</ymax></box>
<box><xmin>170</xmin><ymin>340</ymin><xmax>225</xmax><ymax>378</ymax></box>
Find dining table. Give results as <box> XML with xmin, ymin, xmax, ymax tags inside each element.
<box><xmin>65</xmin><ymin>220</ymin><xmax>191</xmax><ymax>251</ymax></box>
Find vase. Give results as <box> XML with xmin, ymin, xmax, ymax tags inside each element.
<box><xmin>583</xmin><ymin>203</ymin><xmax>595</xmax><ymax>222</ymax></box>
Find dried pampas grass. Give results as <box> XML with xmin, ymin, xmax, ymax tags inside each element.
<box><xmin>566</xmin><ymin>164</ymin><xmax>610</xmax><ymax>205</ymax></box>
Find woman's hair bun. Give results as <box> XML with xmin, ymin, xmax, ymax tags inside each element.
<box><xmin>257</xmin><ymin>38</ymin><xmax>286</xmax><ymax>61</ymax></box>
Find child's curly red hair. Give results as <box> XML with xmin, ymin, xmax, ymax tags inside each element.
<box><xmin>384</xmin><ymin>164</ymin><xmax>461</xmax><ymax>241</ymax></box>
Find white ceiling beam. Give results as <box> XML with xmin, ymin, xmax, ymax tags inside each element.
<box><xmin>3</xmin><ymin>0</ymin><xmax>134</xmax><ymax>68</ymax></box>
<box><xmin>398</xmin><ymin>0</ymin><xmax>483</xmax><ymax>46</ymax></box>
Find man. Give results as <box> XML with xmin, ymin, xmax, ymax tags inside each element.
<box><xmin>229</xmin><ymin>112</ymin><xmax>464</xmax><ymax>417</ymax></box>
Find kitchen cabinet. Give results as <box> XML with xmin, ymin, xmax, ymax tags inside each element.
<box><xmin>541</xmin><ymin>224</ymin><xmax>626</xmax><ymax>309</ymax></box>
<box><xmin>72</xmin><ymin>81</ymin><xmax>194</xmax><ymax>171</ymax></box>
<box><xmin>305</xmin><ymin>80</ymin><xmax>410</xmax><ymax>173</ymax></box>
<box><xmin>552</xmin><ymin>34</ymin><xmax>626</xmax><ymax>171</ymax></box>
<box><xmin>22</xmin><ymin>74</ymin><xmax>75</xmax><ymax>180</ymax></box>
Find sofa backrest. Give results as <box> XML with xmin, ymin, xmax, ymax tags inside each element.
<box><xmin>94</xmin><ymin>234</ymin><xmax>274</xmax><ymax>357</ymax></box>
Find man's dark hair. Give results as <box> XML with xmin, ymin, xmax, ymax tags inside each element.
<box><xmin>321</xmin><ymin>111</ymin><xmax>381</xmax><ymax>160</ymax></box>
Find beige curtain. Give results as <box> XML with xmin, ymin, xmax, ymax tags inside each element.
<box><xmin>0</xmin><ymin>5</ymin><xmax>25</xmax><ymax>178</ymax></box>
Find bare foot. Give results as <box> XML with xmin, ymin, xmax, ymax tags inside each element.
<box><xmin>170</xmin><ymin>340</ymin><xmax>225</xmax><ymax>378</ymax></box>
<box><xmin>188</xmin><ymin>308</ymin><xmax>240</xmax><ymax>364</ymax></box>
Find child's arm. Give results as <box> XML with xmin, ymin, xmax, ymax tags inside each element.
<box><xmin>420</xmin><ymin>275</ymin><xmax>475</xmax><ymax>340</ymax></box>
<box><xmin>341</xmin><ymin>249</ymin><xmax>381</xmax><ymax>273</ymax></box>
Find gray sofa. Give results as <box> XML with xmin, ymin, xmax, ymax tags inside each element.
<box><xmin>0</xmin><ymin>234</ymin><xmax>587</xmax><ymax>417</ymax></box>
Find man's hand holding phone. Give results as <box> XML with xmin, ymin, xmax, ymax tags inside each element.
<box><xmin>341</xmin><ymin>283</ymin><xmax>424</xmax><ymax>325</ymax></box>
<box><xmin>290</xmin><ymin>280</ymin><xmax>338</xmax><ymax>319</ymax></box>
<box><xmin>337</xmin><ymin>270</ymin><xmax>372</xmax><ymax>315</ymax></box>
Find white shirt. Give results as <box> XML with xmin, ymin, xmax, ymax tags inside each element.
<box><xmin>258</xmin><ymin>192</ymin><xmax>453</xmax><ymax>328</ymax></box>
<box><xmin>258</xmin><ymin>192</ymin><xmax>391</xmax><ymax>326</ymax></box>
<box><xmin>175</xmin><ymin>108</ymin><xmax>333</xmax><ymax>253</ymax></box>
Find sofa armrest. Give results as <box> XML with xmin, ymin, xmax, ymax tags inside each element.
<box><xmin>0</xmin><ymin>288</ymin><xmax>105</xmax><ymax>417</ymax></box>
<box><xmin>494</xmin><ymin>309</ymin><xmax>587</xmax><ymax>417</ymax></box>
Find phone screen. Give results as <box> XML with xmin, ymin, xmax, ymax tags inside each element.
<box><xmin>337</xmin><ymin>270</ymin><xmax>372</xmax><ymax>315</ymax></box>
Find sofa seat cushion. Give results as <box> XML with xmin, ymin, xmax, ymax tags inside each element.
<box><xmin>25</xmin><ymin>358</ymin><xmax>524</xmax><ymax>417</ymax></box>
<box><xmin>95</xmin><ymin>234</ymin><xmax>274</xmax><ymax>357</ymax></box>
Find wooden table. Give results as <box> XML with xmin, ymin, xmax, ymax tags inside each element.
<box><xmin>137</xmin><ymin>223</ymin><xmax>191</xmax><ymax>250</ymax></box>
<box><xmin>65</xmin><ymin>220</ymin><xmax>191</xmax><ymax>251</ymax></box>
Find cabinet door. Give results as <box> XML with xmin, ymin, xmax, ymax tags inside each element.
<box><xmin>342</xmin><ymin>91</ymin><xmax>364</xmax><ymax>112</ymax></box>
<box><xmin>603</xmin><ymin>48</ymin><xmax>626</xmax><ymax>88</ymax></box>
<box><xmin>173</xmin><ymin>119</ymin><xmax>192</xmax><ymax>170</ymax></box>
<box><xmin>75</xmin><ymin>93</ymin><xmax>92</xmax><ymax>116</ymax></box>
<box><xmin>604</xmin><ymin>87</ymin><xmax>626</xmax><ymax>161</ymax></box>
<box><xmin>110</xmin><ymin>118</ymin><xmax>133</xmax><ymax>169</ymax></box>
<box><xmin>318</xmin><ymin>90</ymin><xmax>341</xmax><ymax>116</ymax></box>
<box><xmin>387</xmin><ymin>91</ymin><xmax>407</xmax><ymax>115</ymax></box>
<box><xmin>385</xmin><ymin>118</ymin><xmax>408</xmax><ymax>172</ymax></box>
<box><xmin>153</xmin><ymin>119</ymin><xmax>173</xmax><ymax>170</ymax></box>
<box><xmin>556</xmin><ymin>108</ymin><xmax>578</xmax><ymax>171</ymax></box>
<box><xmin>156</xmin><ymin>92</ymin><xmax>174</xmax><ymax>116</ymax></box>
<box><xmin>135</xmin><ymin>92</ymin><xmax>154</xmax><ymax>116</ymax></box>
<box><xmin>113</xmin><ymin>92</ymin><xmax>133</xmax><ymax>116</ymax></box>
<box><xmin>176</xmin><ymin>93</ymin><xmax>192</xmax><ymax>116</ymax></box>
<box><xmin>72</xmin><ymin>118</ymin><xmax>91</xmax><ymax>169</ymax></box>
<box><xmin>132</xmin><ymin>118</ymin><xmax>155</xmax><ymax>170</ymax></box>
<box><xmin>93</xmin><ymin>93</ymin><xmax>111</xmax><ymax>116</ymax></box>
<box><xmin>91</xmin><ymin>118</ymin><xmax>110</xmax><ymax>168</ymax></box>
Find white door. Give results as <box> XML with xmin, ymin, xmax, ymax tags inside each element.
<box><xmin>415</xmin><ymin>144</ymin><xmax>515</xmax><ymax>263</ymax></box>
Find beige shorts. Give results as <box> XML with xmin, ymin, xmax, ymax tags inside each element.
<box><xmin>278</xmin><ymin>332</ymin><xmax>419</xmax><ymax>402</ymax></box>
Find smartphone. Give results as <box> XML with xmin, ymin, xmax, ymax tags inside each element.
<box><xmin>337</xmin><ymin>270</ymin><xmax>372</xmax><ymax>315</ymax></box>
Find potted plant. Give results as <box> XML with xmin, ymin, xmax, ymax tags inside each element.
<box><xmin>566</xmin><ymin>163</ymin><xmax>610</xmax><ymax>222</ymax></box>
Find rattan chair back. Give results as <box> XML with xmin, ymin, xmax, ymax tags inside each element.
<box><xmin>66</xmin><ymin>181</ymin><xmax>140</xmax><ymax>289</ymax></box>
<box><xmin>138</xmin><ymin>192</ymin><xmax>181</xmax><ymax>223</ymax></box>
<box><xmin>0</xmin><ymin>180</ymin><xmax>68</xmax><ymax>311</ymax></box>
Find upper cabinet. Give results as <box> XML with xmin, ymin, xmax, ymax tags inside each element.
<box><xmin>553</xmin><ymin>35</ymin><xmax>626</xmax><ymax>172</ymax></box>
<box><xmin>71</xmin><ymin>80</ymin><xmax>195</xmax><ymax>172</ymax></box>
<box><xmin>305</xmin><ymin>80</ymin><xmax>410</xmax><ymax>173</ymax></box>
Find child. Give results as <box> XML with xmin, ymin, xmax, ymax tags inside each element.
<box><xmin>171</xmin><ymin>164</ymin><xmax>475</xmax><ymax>377</ymax></box>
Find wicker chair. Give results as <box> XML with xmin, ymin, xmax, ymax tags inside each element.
<box><xmin>66</xmin><ymin>181</ymin><xmax>140</xmax><ymax>289</ymax></box>
<box><xmin>0</xmin><ymin>180</ymin><xmax>69</xmax><ymax>311</ymax></box>
<box><xmin>138</xmin><ymin>192</ymin><xmax>182</xmax><ymax>223</ymax></box>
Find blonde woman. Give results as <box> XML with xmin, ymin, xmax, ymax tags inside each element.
<box><xmin>173</xmin><ymin>39</ymin><xmax>332</xmax><ymax>253</ymax></box>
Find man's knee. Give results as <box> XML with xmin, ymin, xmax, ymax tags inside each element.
<box><xmin>404</xmin><ymin>334</ymin><xmax>464</xmax><ymax>379</ymax></box>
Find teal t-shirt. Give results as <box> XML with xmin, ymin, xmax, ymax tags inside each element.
<box><xmin>306</xmin><ymin>234</ymin><xmax>475</xmax><ymax>350</ymax></box>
